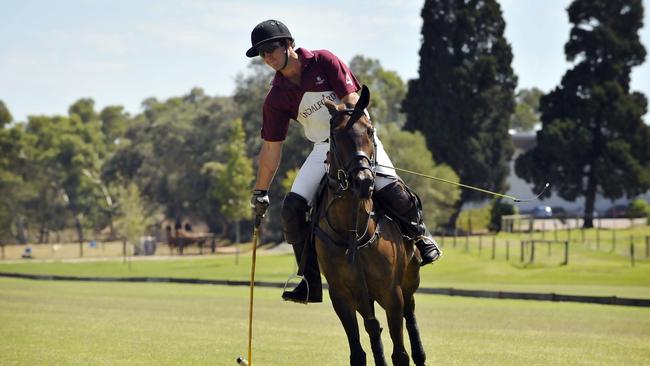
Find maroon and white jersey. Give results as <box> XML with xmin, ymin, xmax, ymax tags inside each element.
<box><xmin>261</xmin><ymin>48</ymin><xmax>361</xmax><ymax>143</ymax></box>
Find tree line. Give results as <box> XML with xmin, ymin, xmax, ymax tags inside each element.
<box><xmin>0</xmin><ymin>57</ymin><xmax>459</xmax><ymax>245</ymax></box>
<box><xmin>1</xmin><ymin>0</ymin><xmax>648</xmax><ymax>246</ymax></box>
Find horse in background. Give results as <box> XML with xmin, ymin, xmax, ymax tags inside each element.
<box><xmin>165</xmin><ymin>222</ymin><xmax>215</xmax><ymax>255</ymax></box>
<box><xmin>314</xmin><ymin>85</ymin><xmax>426</xmax><ymax>366</ymax></box>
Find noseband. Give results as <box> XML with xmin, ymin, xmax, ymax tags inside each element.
<box><xmin>328</xmin><ymin>108</ymin><xmax>377</xmax><ymax>191</ymax></box>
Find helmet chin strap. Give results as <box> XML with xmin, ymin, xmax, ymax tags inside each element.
<box><xmin>278</xmin><ymin>46</ymin><xmax>289</xmax><ymax>71</ymax></box>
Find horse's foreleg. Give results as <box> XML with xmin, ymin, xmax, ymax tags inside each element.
<box><xmin>361</xmin><ymin>301</ymin><xmax>387</xmax><ymax>366</ymax></box>
<box><xmin>404</xmin><ymin>294</ymin><xmax>426</xmax><ymax>366</ymax></box>
<box><xmin>330</xmin><ymin>291</ymin><xmax>366</xmax><ymax>366</ymax></box>
<box><xmin>385</xmin><ymin>287</ymin><xmax>409</xmax><ymax>366</ymax></box>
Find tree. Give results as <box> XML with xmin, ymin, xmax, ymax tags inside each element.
<box><xmin>103</xmin><ymin>88</ymin><xmax>240</xmax><ymax>235</ymax></box>
<box><xmin>203</xmin><ymin>118</ymin><xmax>254</xmax><ymax>243</ymax></box>
<box><xmin>403</xmin><ymin>0</ymin><xmax>517</xmax><ymax>229</ymax></box>
<box><xmin>24</xmin><ymin>112</ymin><xmax>107</xmax><ymax>244</ymax></box>
<box><xmin>515</xmin><ymin>0</ymin><xmax>649</xmax><ymax>228</ymax></box>
<box><xmin>100</xmin><ymin>105</ymin><xmax>129</xmax><ymax>150</ymax></box>
<box><xmin>349</xmin><ymin>56</ymin><xmax>407</xmax><ymax>126</ymax></box>
<box><xmin>0</xmin><ymin>100</ymin><xmax>12</xmax><ymax>127</ymax></box>
<box><xmin>115</xmin><ymin>182</ymin><xmax>151</xmax><ymax>247</ymax></box>
<box><xmin>68</xmin><ymin>98</ymin><xmax>98</xmax><ymax>124</ymax></box>
<box><xmin>511</xmin><ymin>87</ymin><xmax>543</xmax><ymax>132</ymax></box>
<box><xmin>0</xmin><ymin>120</ymin><xmax>35</xmax><ymax>243</ymax></box>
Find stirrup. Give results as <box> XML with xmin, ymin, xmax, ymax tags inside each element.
<box><xmin>282</xmin><ymin>274</ymin><xmax>310</xmax><ymax>304</ymax></box>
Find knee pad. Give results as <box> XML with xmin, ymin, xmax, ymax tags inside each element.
<box><xmin>281</xmin><ymin>192</ymin><xmax>310</xmax><ymax>245</ymax></box>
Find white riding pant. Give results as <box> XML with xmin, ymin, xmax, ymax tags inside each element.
<box><xmin>290</xmin><ymin>134</ymin><xmax>398</xmax><ymax>206</ymax></box>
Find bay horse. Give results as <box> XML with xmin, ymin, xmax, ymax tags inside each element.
<box><xmin>315</xmin><ymin>85</ymin><xmax>426</xmax><ymax>366</ymax></box>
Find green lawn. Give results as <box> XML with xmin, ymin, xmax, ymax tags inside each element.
<box><xmin>1</xmin><ymin>277</ymin><xmax>649</xmax><ymax>365</ymax></box>
<box><xmin>1</xmin><ymin>225</ymin><xmax>649</xmax><ymax>299</ymax></box>
<box><xmin>1</xmin><ymin>238</ymin><xmax>649</xmax><ymax>299</ymax></box>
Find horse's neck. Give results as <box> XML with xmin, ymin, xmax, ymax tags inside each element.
<box><xmin>323</xmin><ymin>189</ymin><xmax>375</xmax><ymax>235</ymax></box>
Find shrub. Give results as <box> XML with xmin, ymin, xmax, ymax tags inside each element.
<box><xmin>626</xmin><ymin>199</ymin><xmax>649</xmax><ymax>219</ymax></box>
<box><xmin>456</xmin><ymin>206</ymin><xmax>491</xmax><ymax>234</ymax></box>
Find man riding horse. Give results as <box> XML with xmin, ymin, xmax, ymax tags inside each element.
<box><xmin>247</xmin><ymin>20</ymin><xmax>441</xmax><ymax>304</ymax></box>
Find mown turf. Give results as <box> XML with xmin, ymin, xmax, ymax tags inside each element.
<box><xmin>1</xmin><ymin>239</ymin><xmax>649</xmax><ymax>299</ymax></box>
<box><xmin>1</xmin><ymin>277</ymin><xmax>649</xmax><ymax>365</ymax></box>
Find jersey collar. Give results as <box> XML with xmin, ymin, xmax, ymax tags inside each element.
<box><xmin>271</xmin><ymin>48</ymin><xmax>314</xmax><ymax>88</ymax></box>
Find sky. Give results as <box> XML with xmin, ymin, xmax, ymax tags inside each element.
<box><xmin>1</xmin><ymin>0</ymin><xmax>649</xmax><ymax>123</ymax></box>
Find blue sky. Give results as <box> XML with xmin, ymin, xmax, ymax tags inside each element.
<box><xmin>1</xmin><ymin>0</ymin><xmax>649</xmax><ymax>123</ymax></box>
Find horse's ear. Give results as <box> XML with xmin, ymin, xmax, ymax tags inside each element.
<box><xmin>355</xmin><ymin>85</ymin><xmax>370</xmax><ymax>111</ymax></box>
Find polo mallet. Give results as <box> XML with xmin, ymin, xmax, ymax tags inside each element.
<box><xmin>237</xmin><ymin>214</ymin><xmax>263</xmax><ymax>366</ymax></box>
<box><xmin>377</xmin><ymin>163</ymin><xmax>550</xmax><ymax>203</ymax></box>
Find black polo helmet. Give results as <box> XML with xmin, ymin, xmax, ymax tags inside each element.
<box><xmin>245</xmin><ymin>19</ymin><xmax>293</xmax><ymax>58</ymax></box>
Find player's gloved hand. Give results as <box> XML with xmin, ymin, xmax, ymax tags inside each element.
<box><xmin>250</xmin><ymin>189</ymin><xmax>270</xmax><ymax>219</ymax></box>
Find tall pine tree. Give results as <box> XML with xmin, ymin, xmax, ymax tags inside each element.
<box><xmin>515</xmin><ymin>0</ymin><xmax>649</xmax><ymax>228</ymax></box>
<box><xmin>403</xmin><ymin>0</ymin><xmax>516</xmax><ymax>228</ymax></box>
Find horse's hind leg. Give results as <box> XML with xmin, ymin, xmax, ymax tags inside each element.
<box><xmin>330</xmin><ymin>291</ymin><xmax>366</xmax><ymax>366</ymax></box>
<box><xmin>361</xmin><ymin>301</ymin><xmax>388</xmax><ymax>366</ymax></box>
<box><xmin>404</xmin><ymin>294</ymin><xmax>426</xmax><ymax>366</ymax></box>
<box><xmin>384</xmin><ymin>288</ymin><xmax>409</xmax><ymax>366</ymax></box>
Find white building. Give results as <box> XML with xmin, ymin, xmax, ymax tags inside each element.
<box><xmin>506</xmin><ymin>131</ymin><xmax>650</xmax><ymax>215</ymax></box>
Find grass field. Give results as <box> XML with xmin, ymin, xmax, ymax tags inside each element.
<box><xmin>1</xmin><ymin>277</ymin><xmax>649</xmax><ymax>365</ymax></box>
<box><xmin>1</xmin><ymin>233</ymin><xmax>649</xmax><ymax>299</ymax></box>
<box><xmin>1</xmin><ymin>226</ymin><xmax>649</xmax><ymax>364</ymax></box>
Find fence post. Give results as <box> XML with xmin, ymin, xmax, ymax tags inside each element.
<box><xmin>491</xmin><ymin>236</ymin><xmax>496</xmax><ymax>260</ymax></box>
<box><xmin>530</xmin><ymin>241</ymin><xmax>536</xmax><ymax>264</ymax></box>
<box><xmin>79</xmin><ymin>241</ymin><xmax>83</xmax><ymax>258</ymax></box>
<box><xmin>506</xmin><ymin>240</ymin><xmax>510</xmax><ymax>261</ymax></box>
<box><xmin>645</xmin><ymin>236</ymin><xmax>649</xmax><ymax>258</ymax></box>
<box><xmin>596</xmin><ymin>220</ymin><xmax>600</xmax><ymax>250</ymax></box>
<box><xmin>520</xmin><ymin>241</ymin><xmax>524</xmax><ymax>262</ymax></box>
<box><xmin>562</xmin><ymin>241</ymin><xmax>568</xmax><ymax>265</ymax></box>
<box><xmin>453</xmin><ymin>228</ymin><xmax>457</xmax><ymax>248</ymax></box>
<box><xmin>122</xmin><ymin>238</ymin><xmax>127</xmax><ymax>264</ymax></box>
<box><xmin>630</xmin><ymin>236</ymin><xmax>635</xmax><ymax>267</ymax></box>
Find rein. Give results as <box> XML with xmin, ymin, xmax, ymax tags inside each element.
<box><xmin>313</xmin><ymin>106</ymin><xmax>381</xmax><ymax>264</ymax></box>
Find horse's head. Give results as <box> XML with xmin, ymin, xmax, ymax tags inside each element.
<box><xmin>324</xmin><ymin>85</ymin><xmax>376</xmax><ymax>199</ymax></box>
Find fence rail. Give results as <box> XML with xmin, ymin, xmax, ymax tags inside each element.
<box><xmin>435</xmin><ymin>230</ymin><xmax>648</xmax><ymax>267</ymax></box>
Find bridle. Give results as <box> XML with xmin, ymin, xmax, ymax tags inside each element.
<box><xmin>327</xmin><ymin>108</ymin><xmax>377</xmax><ymax>192</ymax></box>
<box><xmin>314</xmin><ymin>106</ymin><xmax>383</xmax><ymax>264</ymax></box>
